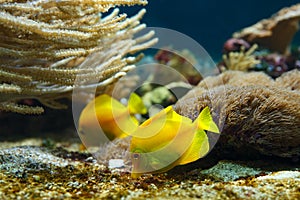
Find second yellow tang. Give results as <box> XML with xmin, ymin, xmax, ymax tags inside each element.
<box><xmin>78</xmin><ymin>93</ymin><xmax>147</xmax><ymax>142</ymax></box>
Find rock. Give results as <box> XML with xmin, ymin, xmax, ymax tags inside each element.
<box><xmin>0</xmin><ymin>146</ymin><xmax>69</xmax><ymax>176</ymax></box>
<box><xmin>108</xmin><ymin>159</ymin><xmax>125</xmax><ymax>169</ymax></box>
<box><xmin>199</xmin><ymin>160</ymin><xmax>263</xmax><ymax>182</ymax></box>
<box><xmin>233</xmin><ymin>4</ymin><xmax>300</xmax><ymax>54</ymax></box>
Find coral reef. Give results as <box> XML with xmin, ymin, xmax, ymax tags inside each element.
<box><xmin>155</xmin><ymin>48</ymin><xmax>202</xmax><ymax>85</ymax></box>
<box><xmin>222</xmin><ymin>38</ymin><xmax>251</xmax><ymax>54</ymax></box>
<box><xmin>174</xmin><ymin>70</ymin><xmax>300</xmax><ymax>159</ymax></box>
<box><xmin>219</xmin><ymin>40</ymin><xmax>300</xmax><ymax>78</ymax></box>
<box><xmin>233</xmin><ymin>3</ymin><xmax>300</xmax><ymax>54</ymax></box>
<box><xmin>142</xmin><ymin>86</ymin><xmax>177</xmax><ymax>109</ymax></box>
<box><xmin>253</xmin><ymin>51</ymin><xmax>300</xmax><ymax>78</ymax></box>
<box><xmin>220</xmin><ymin>44</ymin><xmax>260</xmax><ymax>72</ymax></box>
<box><xmin>221</xmin><ymin>11</ymin><xmax>300</xmax><ymax>78</ymax></box>
<box><xmin>220</xmin><ymin>4</ymin><xmax>300</xmax><ymax>78</ymax></box>
<box><xmin>0</xmin><ymin>0</ymin><xmax>157</xmax><ymax>114</ymax></box>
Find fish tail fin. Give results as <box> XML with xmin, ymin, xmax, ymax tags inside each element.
<box><xmin>195</xmin><ymin>106</ymin><xmax>220</xmax><ymax>133</ymax></box>
<box><xmin>128</xmin><ymin>93</ymin><xmax>147</xmax><ymax>115</ymax></box>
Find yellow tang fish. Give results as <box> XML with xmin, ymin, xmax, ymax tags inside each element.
<box><xmin>78</xmin><ymin>93</ymin><xmax>147</xmax><ymax>142</ymax></box>
<box><xmin>130</xmin><ymin>106</ymin><xmax>219</xmax><ymax>178</ymax></box>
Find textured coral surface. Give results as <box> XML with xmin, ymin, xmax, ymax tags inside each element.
<box><xmin>175</xmin><ymin>70</ymin><xmax>300</xmax><ymax>159</ymax></box>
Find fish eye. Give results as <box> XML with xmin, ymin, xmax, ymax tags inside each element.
<box><xmin>132</xmin><ymin>153</ymin><xmax>140</xmax><ymax>160</ymax></box>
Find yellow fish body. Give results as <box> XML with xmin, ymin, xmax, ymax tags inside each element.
<box><xmin>130</xmin><ymin>106</ymin><xmax>219</xmax><ymax>178</ymax></box>
<box><xmin>78</xmin><ymin>93</ymin><xmax>147</xmax><ymax>143</ymax></box>
<box><xmin>78</xmin><ymin>92</ymin><xmax>219</xmax><ymax>177</ymax></box>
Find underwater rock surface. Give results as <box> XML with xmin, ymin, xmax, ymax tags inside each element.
<box><xmin>0</xmin><ymin>141</ymin><xmax>299</xmax><ymax>199</ymax></box>
<box><xmin>175</xmin><ymin>70</ymin><xmax>300</xmax><ymax>160</ymax></box>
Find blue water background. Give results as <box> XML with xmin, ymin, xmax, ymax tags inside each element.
<box><xmin>121</xmin><ymin>0</ymin><xmax>300</xmax><ymax>60</ymax></box>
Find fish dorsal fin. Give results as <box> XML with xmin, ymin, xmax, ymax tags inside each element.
<box><xmin>178</xmin><ymin>129</ymin><xmax>209</xmax><ymax>165</ymax></box>
<box><xmin>92</xmin><ymin>94</ymin><xmax>125</xmax><ymax>115</ymax></box>
<box><xmin>128</xmin><ymin>93</ymin><xmax>147</xmax><ymax>115</ymax></box>
<box><xmin>196</xmin><ymin>107</ymin><xmax>220</xmax><ymax>133</ymax></box>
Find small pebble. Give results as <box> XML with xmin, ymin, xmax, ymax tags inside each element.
<box><xmin>108</xmin><ymin>159</ymin><xmax>125</xmax><ymax>169</ymax></box>
<box><xmin>64</xmin><ymin>192</ymin><xmax>72</xmax><ymax>198</ymax></box>
<box><xmin>33</xmin><ymin>175</ymin><xmax>40</xmax><ymax>181</ymax></box>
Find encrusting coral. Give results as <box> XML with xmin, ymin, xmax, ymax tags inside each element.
<box><xmin>0</xmin><ymin>0</ymin><xmax>157</xmax><ymax>114</ymax></box>
<box><xmin>174</xmin><ymin>70</ymin><xmax>300</xmax><ymax>159</ymax></box>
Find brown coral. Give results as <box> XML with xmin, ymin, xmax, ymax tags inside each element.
<box><xmin>174</xmin><ymin>70</ymin><xmax>300</xmax><ymax>159</ymax></box>
<box><xmin>233</xmin><ymin>3</ymin><xmax>300</xmax><ymax>54</ymax></box>
<box><xmin>275</xmin><ymin>69</ymin><xmax>300</xmax><ymax>91</ymax></box>
<box><xmin>0</xmin><ymin>0</ymin><xmax>157</xmax><ymax>114</ymax></box>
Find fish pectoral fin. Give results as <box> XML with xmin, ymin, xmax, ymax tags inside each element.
<box><xmin>196</xmin><ymin>106</ymin><xmax>220</xmax><ymax>133</ymax></box>
<box><xmin>178</xmin><ymin>130</ymin><xmax>209</xmax><ymax>165</ymax></box>
<box><xmin>150</xmin><ymin>160</ymin><xmax>163</xmax><ymax>171</ymax></box>
<box><xmin>128</xmin><ymin>93</ymin><xmax>147</xmax><ymax>115</ymax></box>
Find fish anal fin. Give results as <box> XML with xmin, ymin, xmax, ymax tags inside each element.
<box><xmin>177</xmin><ymin>130</ymin><xmax>209</xmax><ymax>165</ymax></box>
